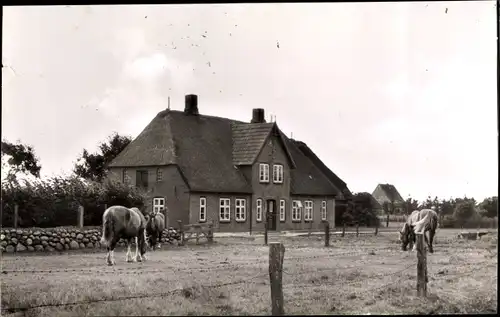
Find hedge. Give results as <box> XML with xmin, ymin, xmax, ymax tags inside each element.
<box><xmin>1</xmin><ymin>176</ymin><xmax>148</xmax><ymax>228</ymax></box>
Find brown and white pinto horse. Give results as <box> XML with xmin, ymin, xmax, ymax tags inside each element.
<box><xmin>399</xmin><ymin>208</ymin><xmax>439</xmax><ymax>253</ymax></box>
<box><xmin>100</xmin><ymin>206</ymin><xmax>148</xmax><ymax>266</ymax></box>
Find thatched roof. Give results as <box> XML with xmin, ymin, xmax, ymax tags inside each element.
<box><xmin>109</xmin><ymin>109</ymin><xmax>348</xmax><ymax>196</ymax></box>
<box><xmin>377</xmin><ymin>184</ymin><xmax>404</xmax><ymax>203</ymax></box>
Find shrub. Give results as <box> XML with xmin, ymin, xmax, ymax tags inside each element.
<box><xmin>1</xmin><ymin>176</ymin><xmax>147</xmax><ymax>228</ymax></box>
<box><xmin>440</xmin><ymin>214</ymin><xmax>497</xmax><ymax>229</ymax></box>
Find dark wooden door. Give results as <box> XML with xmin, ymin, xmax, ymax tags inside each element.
<box><xmin>267</xmin><ymin>199</ymin><xmax>277</xmax><ymax>231</ymax></box>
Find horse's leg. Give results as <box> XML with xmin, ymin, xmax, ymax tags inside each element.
<box><xmin>157</xmin><ymin>230</ymin><xmax>163</xmax><ymax>249</ymax></box>
<box><xmin>428</xmin><ymin>230</ymin><xmax>435</xmax><ymax>253</ymax></box>
<box><xmin>106</xmin><ymin>238</ymin><xmax>118</xmax><ymax>266</ymax></box>
<box><xmin>142</xmin><ymin>229</ymin><xmax>148</xmax><ymax>261</ymax></box>
<box><xmin>126</xmin><ymin>238</ymin><xmax>134</xmax><ymax>262</ymax></box>
<box><xmin>133</xmin><ymin>235</ymin><xmax>141</xmax><ymax>262</ymax></box>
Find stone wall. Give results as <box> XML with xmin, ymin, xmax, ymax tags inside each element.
<box><xmin>0</xmin><ymin>227</ymin><xmax>181</xmax><ymax>254</ymax></box>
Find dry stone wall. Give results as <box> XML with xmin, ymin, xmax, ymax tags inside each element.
<box><xmin>0</xmin><ymin>227</ymin><xmax>181</xmax><ymax>254</ymax></box>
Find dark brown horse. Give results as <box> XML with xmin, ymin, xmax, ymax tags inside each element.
<box><xmin>399</xmin><ymin>208</ymin><xmax>439</xmax><ymax>253</ymax></box>
<box><xmin>146</xmin><ymin>211</ymin><xmax>166</xmax><ymax>250</ymax></box>
<box><xmin>100</xmin><ymin>206</ymin><xmax>148</xmax><ymax>266</ymax></box>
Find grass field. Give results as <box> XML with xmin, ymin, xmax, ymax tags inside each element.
<box><xmin>1</xmin><ymin>227</ymin><xmax>497</xmax><ymax>316</ymax></box>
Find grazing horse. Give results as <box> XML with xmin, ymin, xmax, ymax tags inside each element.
<box><xmin>100</xmin><ymin>206</ymin><xmax>148</xmax><ymax>266</ymax></box>
<box><xmin>145</xmin><ymin>211</ymin><xmax>166</xmax><ymax>250</ymax></box>
<box><xmin>399</xmin><ymin>208</ymin><xmax>439</xmax><ymax>253</ymax></box>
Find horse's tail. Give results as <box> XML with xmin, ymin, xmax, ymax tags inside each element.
<box><xmin>100</xmin><ymin>214</ymin><xmax>114</xmax><ymax>246</ymax></box>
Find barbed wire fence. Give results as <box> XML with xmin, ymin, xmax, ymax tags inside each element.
<box><xmin>1</xmin><ymin>229</ymin><xmax>496</xmax><ymax>315</ymax></box>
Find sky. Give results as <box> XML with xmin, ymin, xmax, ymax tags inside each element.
<box><xmin>2</xmin><ymin>2</ymin><xmax>498</xmax><ymax>202</ymax></box>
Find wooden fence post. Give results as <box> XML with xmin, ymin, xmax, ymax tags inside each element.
<box><xmin>416</xmin><ymin>233</ymin><xmax>428</xmax><ymax>297</ymax></box>
<box><xmin>308</xmin><ymin>219</ymin><xmax>313</xmax><ymax>237</ymax></box>
<box><xmin>177</xmin><ymin>220</ymin><xmax>185</xmax><ymax>246</ymax></box>
<box><xmin>264</xmin><ymin>218</ymin><xmax>268</xmax><ymax>246</ymax></box>
<box><xmin>13</xmin><ymin>204</ymin><xmax>19</xmax><ymax>229</ymax></box>
<box><xmin>208</xmin><ymin>220</ymin><xmax>214</xmax><ymax>243</ymax></box>
<box><xmin>324</xmin><ymin>221</ymin><xmax>330</xmax><ymax>247</ymax></box>
<box><xmin>341</xmin><ymin>223</ymin><xmax>346</xmax><ymax>237</ymax></box>
<box><xmin>374</xmin><ymin>222</ymin><xmax>378</xmax><ymax>236</ymax></box>
<box><xmin>269</xmin><ymin>242</ymin><xmax>285</xmax><ymax>316</ymax></box>
<box><xmin>77</xmin><ymin>206</ymin><xmax>84</xmax><ymax>228</ymax></box>
<box><xmin>356</xmin><ymin>223</ymin><xmax>359</xmax><ymax>237</ymax></box>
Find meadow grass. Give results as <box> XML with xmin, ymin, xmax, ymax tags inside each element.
<box><xmin>1</xmin><ymin>227</ymin><xmax>497</xmax><ymax>316</ymax></box>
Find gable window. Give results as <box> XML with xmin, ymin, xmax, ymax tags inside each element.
<box><xmin>259</xmin><ymin>163</ymin><xmax>270</xmax><ymax>183</ymax></box>
<box><xmin>304</xmin><ymin>200</ymin><xmax>313</xmax><ymax>221</ymax></box>
<box><xmin>321</xmin><ymin>201</ymin><xmax>327</xmax><ymax>221</ymax></box>
<box><xmin>235</xmin><ymin>199</ymin><xmax>246</xmax><ymax>222</ymax></box>
<box><xmin>136</xmin><ymin>170</ymin><xmax>149</xmax><ymax>189</ymax></box>
<box><xmin>153</xmin><ymin>197</ymin><xmax>165</xmax><ymax>213</ymax></box>
<box><xmin>273</xmin><ymin>164</ymin><xmax>284</xmax><ymax>184</ymax></box>
<box><xmin>219</xmin><ymin>198</ymin><xmax>230</xmax><ymax>222</ymax></box>
<box><xmin>256</xmin><ymin>199</ymin><xmax>263</xmax><ymax>222</ymax></box>
<box><xmin>292</xmin><ymin>200</ymin><xmax>302</xmax><ymax>221</ymax></box>
<box><xmin>122</xmin><ymin>169</ymin><xmax>129</xmax><ymax>184</ymax></box>
<box><xmin>279</xmin><ymin>199</ymin><xmax>286</xmax><ymax>222</ymax></box>
<box><xmin>199</xmin><ymin>197</ymin><xmax>207</xmax><ymax>222</ymax></box>
<box><xmin>156</xmin><ymin>168</ymin><xmax>163</xmax><ymax>182</ymax></box>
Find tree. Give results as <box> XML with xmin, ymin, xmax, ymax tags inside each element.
<box><xmin>453</xmin><ymin>199</ymin><xmax>477</xmax><ymax>228</ymax></box>
<box><xmin>382</xmin><ymin>201</ymin><xmax>394</xmax><ymax>227</ymax></box>
<box><xmin>404</xmin><ymin>197</ymin><xmax>419</xmax><ymax>214</ymax></box>
<box><xmin>73</xmin><ymin>132</ymin><xmax>131</xmax><ymax>182</ymax></box>
<box><xmin>351</xmin><ymin>192</ymin><xmax>381</xmax><ymax>226</ymax></box>
<box><xmin>1</xmin><ymin>140</ymin><xmax>42</xmax><ymax>180</ymax></box>
<box><xmin>477</xmin><ymin>196</ymin><xmax>498</xmax><ymax>218</ymax></box>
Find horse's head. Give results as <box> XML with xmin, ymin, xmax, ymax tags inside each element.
<box><xmin>399</xmin><ymin>223</ymin><xmax>411</xmax><ymax>251</ymax></box>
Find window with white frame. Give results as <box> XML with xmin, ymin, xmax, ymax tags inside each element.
<box><xmin>273</xmin><ymin>164</ymin><xmax>284</xmax><ymax>184</ymax></box>
<box><xmin>259</xmin><ymin>163</ymin><xmax>270</xmax><ymax>183</ymax></box>
<box><xmin>304</xmin><ymin>200</ymin><xmax>313</xmax><ymax>221</ymax></box>
<box><xmin>156</xmin><ymin>168</ymin><xmax>163</xmax><ymax>182</ymax></box>
<box><xmin>292</xmin><ymin>200</ymin><xmax>301</xmax><ymax>221</ymax></box>
<box><xmin>256</xmin><ymin>199</ymin><xmax>263</xmax><ymax>222</ymax></box>
<box><xmin>321</xmin><ymin>201</ymin><xmax>327</xmax><ymax>221</ymax></box>
<box><xmin>219</xmin><ymin>198</ymin><xmax>230</xmax><ymax>222</ymax></box>
<box><xmin>235</xmin><ymin>199</ymin><xmax>246</xmax><ymax>222</ymax></box>
<box><xmin>279</xmin><ymin>199</ymin><xmax>286</xmax><ymax>222</ymax></box>
<box><xmin>199</xmin><ymin>197</ymin><xmax>207</xmax><ymax>222</ymax></box>
<box><xmin>153</xmin><ymin>197</ymin><xmax>165</xmax><ymax>213</ymax></box>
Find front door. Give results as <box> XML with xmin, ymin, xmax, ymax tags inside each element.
<box><xmin>267</xmin><ymin>199</ymin><xmax>277</xmax><ymax>231</ymax></box>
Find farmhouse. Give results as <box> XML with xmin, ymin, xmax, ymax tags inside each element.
<box><xmin>371</xmin><ymin>183</ymin><xmax>405</xmax><ymax>213</ymax></box>
<box><xmin>107</xmin><ymin>94</ymin><xmax>352</xmax><ymax>232</ymax></box>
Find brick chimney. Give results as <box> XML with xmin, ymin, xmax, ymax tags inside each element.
<box><xmin>251</xmin><ymin>108</ymin><xmax>266</xmax><ymax>123</ymax></box>
<box><xmin>184</xmin><ymin>94</ymin><xmax>199</xmax><ymax>115</ymax></box>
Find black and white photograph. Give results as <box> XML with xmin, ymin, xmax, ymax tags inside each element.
<box><xmin>1</xmin><ymin>2</ymin><xmax>497</xmax><ymax>315</ymax></box>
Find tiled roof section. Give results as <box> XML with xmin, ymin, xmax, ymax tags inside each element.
<box><xmin>108</xmin><ymin>110</ymin><xmax>176</xmax><ymax>167</ymax></box>
<box><xmin>379</xmin><ymin>184</ymin><xmax>404</xmax><ymax>203</ymax></box>
<box><xmin>291</xmin><ymin>140</ymin><xmax>352</xmax><ymax>198</ymax></box>
<box><xmin>232</xmin><ymin>123</ymin><xmax>274</xmax><ymax>165</ymax></box>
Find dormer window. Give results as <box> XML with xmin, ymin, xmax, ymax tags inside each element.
<box><xmin>259</xmin><ymin>163</ymin><xmax>270</xmax><ymax>183</ymax></box>
<box><xmin>273</xmin><ymin>164</ymin><xmax>284</xmax><ymax>184</ymax></box>
<box><xmin>156</xmin><ymin>168</ymin><xmax>163</xmax><ymax>182</ymax></box>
